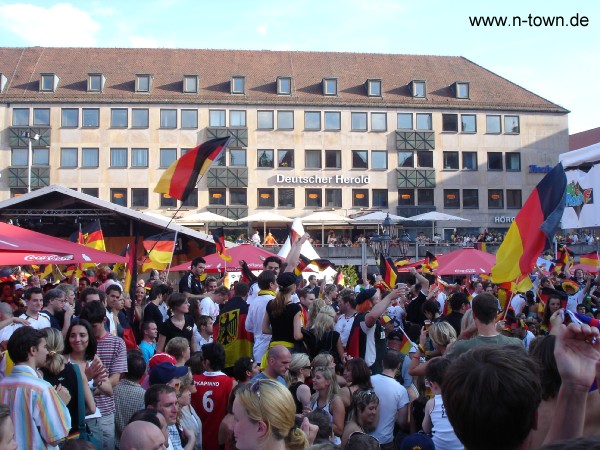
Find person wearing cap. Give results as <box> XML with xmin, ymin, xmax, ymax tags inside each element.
<box><xmin>346</xmin><ymin>286</ymin><xmax>404</xmax><ymax>375</ymax></box>
<box><xmin>149</xmin><ymin>361</ymin><xmax>189</xmax><ymax>387</ymax></box>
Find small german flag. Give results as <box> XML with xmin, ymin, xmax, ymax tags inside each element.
<box><xmin>379</xmin><ymin>256</ymin><xmax>398</xmax><ymax>290</ymax></box>
<box><xmin>294</xmin><ymin>254</ymin><xmax>312</xmax><ymax>276</ymax></box>
<box><xmin>240</xmin><ymin>260</ymin><xmax>257</xmax><ymax>284</ymax></box>
<box><xmin>422</xmin><ymin>251</ymin><xmax>438</xmax><ymax>274</ymax></box>
<box><xmin>394</xmin><ymin>257</ymin><xmax>410</xmax><ymax>269</ymax></box>
<box><xmin>212</xmin><ymin>228</ymin><xmax>232</xmax><ymax>262</ymax></box>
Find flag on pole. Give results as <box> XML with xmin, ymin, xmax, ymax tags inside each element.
<box><xmin>124</xmin><ymin>240</ymin><xmax>138</xmax><ymax>298</ymax></box>
<box><xmin>154</xmin><ymin>136</ymin><xmax>231</xmax><ymax>202</ymax></box>
<box><xmin>492</xmin><ymin>163</ymin><xmax>566</xmax><ymax>284</ymax></box>
<box><xmin>379</xmin><ymin>257</ymin><xmax>398</xmax><ymax>290</ymax></box>
<box><xmin>143</xmin><ymin>232</ymin><xmax>177</xmax><ymax>265</ymax></box>
<box><xmin>212</xmin><ymin>228</ymin><xmax>232</xmax><ymax>262</ymax></box>
<box><xmin>394</xmin><ymin>257</ymin><xmax>410</xmax><ymax>269</ymax></box>
<box><xmin>422</xmin><ymin>251</ymin><xmax>438</xmax><ymax>274</ymax></box>
<box><xmin>82</xmin><ymin>220</ymin><xmax>106</xmax><ymax>251</ymax></box>
<box><xmin>240</xmin><ymin>260</ymin><xmax>257</xmax><ymax>284</ymax></box>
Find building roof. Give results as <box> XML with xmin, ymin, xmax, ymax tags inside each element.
<box><xmin>0</xmin><ymin>47</ymin><xmax>567</xmax><ymax>113</ymax></box>
<box><xmin>569</xmin><ymin>127</ymin><xmax>600</xmax><ymax>150</ymax></box>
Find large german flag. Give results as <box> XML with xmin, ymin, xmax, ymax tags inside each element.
<box><xmin>154</xmin><ymin>136</ymin><xmax>231</xmax><ymax>202</ymax></box>
<box><xmin>82</xmin><ymin>220</ymin><xmax>106</xmax><ymax>251</ymax></box>
<box><xmin>212</xmin><ymin>228</ymin><xmax>231</xmax><ymax>262</ymax></box>
<box><xmin>492</xmin><ymin>163</ymin><xmax>566</xmax><ymax>283</ymax></box>
<box><xmin>580</xmin><ymin>252</ymin><xmax>599</xmax><ymax>268</ymax></box>
<box><xmin>143</xmin><ymin>232</ymin><xmax>177</xmax><ymax>265</ymax></box>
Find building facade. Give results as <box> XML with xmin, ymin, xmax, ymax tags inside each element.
<box><xmin>0</xmin><ymin>48</ymin><xmax>568</xmax><ymax>237</ymax></box>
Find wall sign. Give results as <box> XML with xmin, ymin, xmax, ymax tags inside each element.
<box><xmin>275</xmin><ymin>174</ymin><xmax>370</xmax><ymax>185</ymax></box>
<box><xmin>529</xmin><ymin>165</ymin><xmax>552</xmax><ymax>173</ymax></box>
<box><xmin>493</xmin><ymin>216</ymin><xmax>515</xmax><ymax>223</ymax></box>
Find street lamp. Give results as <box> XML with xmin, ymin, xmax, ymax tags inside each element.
<box><xmin>22</xmin><ymin>131</ymin><xmax>40</xmax><ymax>193</ymax></box>
<box><xmin>369</xmin><ymin>212</ymin><xmax>398</xmax><ymax>260</ymax></box>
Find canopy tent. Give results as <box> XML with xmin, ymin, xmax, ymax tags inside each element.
<box><xmin>170</xmin><ymin>244</ymin><xmax>283</xmax><ymax>273</ymax></box>
<box><xmin>238</xmin><ymin>212</ymin><xmax>293</xmax><ymax>242</ymax></box>
<box><xmin>0</xmin><ymin>222</ymin><xmax>127</xmax><ymax>265</ymax></box>
<box><xmin>351</xmin><ymin>211</ymin><xmax>407</xmax><ymax>224</ymax></box>
<box><xmin>406</xmin><ymin>211</ymin><xmax>470</xmax><ymax>237</ymax></box>
<box><xmin>434</xmin><ymin>248</ymin><xmax>496</xmax><ymax>275</ymax></box>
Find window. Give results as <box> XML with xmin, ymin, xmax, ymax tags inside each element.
<box><xmin>277</xmin><ymin>111</ymin><xmax>294</xmax><ymax>130</ymax></box>
<box><xmin>463</xmin><ymin>189</ymin><xmax>479</xmax><ymax>208</ymax></box>
<box><xmin>88</xmin><ymin>74</ymin><xmax>104</xmax><ymax>92</ymax></box>
<box><xmin>111</xmin><ymin>109</ymin><xmax>128</xmax><ymax>128</ymax></box>
<box><xmin>461</xmin><ymin>114</ymin><xmax>476</xmax><ymax>133</ymax></box>
<box><xmin>462</xmin><ymin>152</ymin><xmax>478</xmax><ymax>170</ymax></box>
<box><xmin>257</xmin><ymin>110</ymin><xmax>274</xmax><ymax>129</ymax></box>
<box><xmin>11</xmin><ymin>149</ymin><xmax>27</xmax><ymax>166</ymax></box>
<box><xmin>412</xmin><ymin>80</ymin><xmax>426</xmax><ymax>98</ymax></box>
<box><xmin>81</xmin><ymin>188</ymin><xmax>99</xmax><ymax>198</ymax></box>
<box><xmin>488</xmin><ymin>189</ymin><xmax>504</xmax><ymax>209</ymax></box>
<box><xmin>442</xmin><ymin>114</ymin><xmax>458</xmax><ymax>132</ymax></box>
<box><xmin>371</xmin><ymin>112</ymin><xmax>387</xmax><ymax>131</ymax></box>
<box><xmin>131</xmin><ymin>189</ymin><xmax>148</xmax><ymax>208</ymax></box>
<box><xmin>213</xmin><ymin>151</ymin><xmax>226</xmax><ymax>167</ymax></box>
<box><xmin>367</xmin><ymin>79</ymin><xmax>382</xmax><ymax>97</ymax></box>
<box><xmin>111</xmin><ymin>189</ymin><xmax>127</xmax><ymax>206</ymax></box>
<box><xmin>10</xmin><ymin>188</ymin><xmax>27</xmax><ymax>198</ymax></box>
<box><xmin>82</xmin><ymin>148</ymin><xmax>99</xmax><ymax>168</ymax></box>
<box><xmin>416</xmin><ymin>113</ymin><xmax>432</xmax><ymax>130</ymax></box>
<box><xmin>305</xmin><ymin>111</ymin><xmax>321</xmax><ymax>130</ymax></box>
<box><xmin>61</xmin><ymin>108</ymin><xmax>79</xmax><ymax>127</ymax></box>
<box><xmin>12</xmin><ymin>108</ymin><xmax>29</xmax><ymax>126</ymax></box>
<box><xmin>306</xmin><ymin>150</ymin><xmax>322</xmax><ymax>169</ymax></box>
<box><xmin>444</xmin><ymin>189</ymin><xmax>460</xmax><ymax>208</ymax></box>
<box><xmin>258</xmin><ymin>188</ymin><xmax>275</xmax><ymax>208</ymax></box>
<box><xmin>398</xmin><ymin>189</ymin><xmax>415</xmax><ymax>206</ymax></box>
<box><xmin>456</xmin><ymin>82</ymin><xmax>470</xmax><ymax>98</ymax></box>
<box><xmin>209</xmin><ymin>110</ymin><xmax>226</xmax><ymax>127</ymax></box>
<box><xmin>131</xmin><ymin>148</ymin><xmax>149</xmax><ymax>167</ymax></box>
<box><xmin>417</xmin><ymin>151</ymin><xmax>433</xmax><ymax>168</ymax></box>
<box><xmin>181</xmin><ymin>109</ymin><xmax>198</xmax><ymax>129</ymax></box>
<box><xmin>372</xmin><ymin>151</ymin><xmax>387</xmax><ymax>169</ymax></box>
<box><xmin>398</xmin><ymin>151</ymin><xmax>414</xmax><ymax>168</ymax></box>
<box><xmin>183</xmin><ymin>75</ymin><xmax>198</xmax><ymax>93</ymax></box>
<box><xmin>324</xmin><ymin>112</ymin><xmax>341</xmax><ymax>130</ymax></box>
<box><xmin>443</xmin><ymin>151</ymin><xmax>459</xmax><ymax>170</ymax></box>
<box><xmin>230</xmin><ymin>110</ymin><xmax>247</xmax><ymax>127</ymax></box>
<box><xmin>160</xmin><ymin>109</ymin><xmax>177</xmax><ymax>128</ymax></box>
<box><xmin>397</xmin><ymin>113</ymin><xmax>413</xmax><ymax>129</ymax></box>
<box><xmin>507</xmin><ymin>189</ymin><xmax>522</xmax><ymax>209</ymax></box>
<box><xmin>277</xmin><ymin>77</ymin><xmax>292</xmax><ymax>95</ymax></box>
<box><xmin>488</xmin><ymin>152</ymin><xmax>503</xmax><ymax>171</ymax></box>
<box><xmin>60</xmin><ymin>148</ymin><xmax>77</xmax><ymax>167</ymax></box>
<box><xmin>33</xmin><ymin>108</ymin><xmax>50</xmax><ymax>126</ymax></box>
<box><xmin>323</xmin><ymin>78</ymin><xmax>337</xmax><ymax>96</ymax></box>
<box><xmin>132</xmin><ymin>109</ymin><xmax>149</xmax><ymax>128</ymax></box>
<box><xmin>182</xmin><ymin>190</ymin><xmax>198</xmax><ymax>207</ymax></box>
<box><xmin>160</xmin><ymin>149</ymin><xmax>177</xmax><ymax>168</ymax></box>
<box><xmin>486</xmin><ymin>115</ymin><xmax>501</xmax><ymax>134</ymax></box>
<box><xmin>110</xmin><ymin>148</ymin><xmax>127</xmax><ymax>167</ymax></box>
<box><xmin>230</xmin><ymin>149</ymin><xmax>246</xmax><ymax>166</ymax></box>
<box><xmin>279</xmin><ymin>188</ymin><xmax>295</xmax><ymax>208</ymax></box>
<box><xmin>325</xmin><ymin>150</ymin><xmax>341</xmax><ymax>169</ymax></box>
<box><xmin>352</xmin><ymin>151</ymin><xmax>368</xmax><ymax>169</ymax></box>
<box><xmin>351</xmin><ymin>112</ymin><xmax>367</xmax><ymax>131</ymax></box>
<box><xmin>40</xmin><ymin>74</ymin><xmax>57</xmax><ymax>92</ymax></box>
<box><xmin>418</xmin><ymin>189</ymin><xmax>434</xmax><ymax>206</ymax></box>
<box><xmin>504</xmin><ymin>115</ymin><xmax>520</xmax><ymax>134</ymax></box>
<box><xmin>258</xmin><ymin>149</ymin><xmax>274</xmax><ymax>168</ymax></box>
<box><xmin>372</xmin><ymin>189</ymin><xmax>388</xmax><ymax>208</ymax></box>
<box><xmin>306</xmin><ymin>189</ymin><xmax>322</xmax><ymax>207</ymax></box>
<box><xmin>82</xmin><ymin>108</ymin><xmax>99</xmax><ymax>128</ymax></box>
<box><xmin>325</xmin><ymin>189</ymin><xmax>342</xmax><ymax>208</ymax></box>
<box><xmin>209</xmin><ymin>188</ymin><xmax>226</xmax><ymax>205</ymax></box>
<box><xmin>160</xmin><ymin>193</ymin><xmax>176</xmax><ymax>208</ymax></box>
<box><xmin>136</xmin><ymin>75</ymin><xmax>151</xmax><ymax>93</ymax></box>
<box><xmin>505</xmin><ymin>153</ymin><xmax>521</xmax><ymax>171</ymax></box>
<box><xmin>278</xmin><ymin>149</ymin><xmax>294</xmax><ymax>168</ymax></box>
<box><xmin>230</xmin><ymin>188</ymin><xmax>247</xmax><ymax>205</ymax></box>
<box><xmin>231</xmin><ymin>76</ymin><xmax>246</xmax><ymax>94</ymax></box>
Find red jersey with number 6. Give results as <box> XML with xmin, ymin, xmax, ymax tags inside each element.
<box><xmin>191</xmin><ymin>371</ymin><xmax>235</xmax><ymax>450</ymax></box>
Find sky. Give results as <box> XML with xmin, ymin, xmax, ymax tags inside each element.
<box><xmin>0</xmin><ymin>0</ymin><xmax>598</xmax><ymax>134</ymax></box>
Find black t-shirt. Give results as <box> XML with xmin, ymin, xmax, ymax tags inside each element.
<box><xmin>440</xmin><ymin>311</ymin><xmax>464</xmax><ymax>336</ymax></box>
<box><xmin>266</xmin><ymin>301</ymin><xmax>301</xmax><ymax>344</ymax></box>
<box><xmin>41</xmin><ymin>363</ymin><xmax>79</xmax><ymax>435</ymax></box>
<box><xmin>159</xmin><ymin>314</ymin><xmax>195</xmax><ymax>347</ymax></box>
<box><xmin>406</xmin><ymin>291</ymin><xmax>427</xmax><ymax>326</ymax></box>
<box><xmin>178</xmin><ymin>272</ymin><xmax>203</xmax><ymax>295</ymax></box>
<box><xmin>144</xmin><ymin>302</ymin><xmax>165</xmax><ymax>327</ymax></box>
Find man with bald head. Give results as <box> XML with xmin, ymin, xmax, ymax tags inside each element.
<box><xmin>250</xmin><ymin>344</ymin><xmax>292</xmax><ymax>385</ymax></box>
<box><xmin>120</xmin><ymin>420</ymin><xmax>167</xmax><ymax>450</ymax></box>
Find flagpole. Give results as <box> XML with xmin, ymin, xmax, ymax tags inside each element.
<box><xmin>165</xmin><ymin>231</ymin><xmax>178</xmax><ymax>278</ymax></box>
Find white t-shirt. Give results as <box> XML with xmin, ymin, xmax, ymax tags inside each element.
<box><xmin>510</xmin><ymin>294</ymin><xmax>526</xmax><ymax>315</ymax></box>
<box><xmin>437</xmin><ymin>292</ymin><xmax>447</xmax><ymax>314</ymax></box>
<box><xmin>370</xmin><ymin>374</ymin><xmax>410</xmax><ymax>444</ymax></box>
<box><xmin>334</xmin><ymin>313</ymin><xmax>356</xmax><ymax>347</ymax></box>
<box><xmin>200</xmin><ymin>296</ymin><xmax>219</xmax><ymax>321</ymax></box>
<box><xmin>566</xmin><ymin>289</ymin><xmax>585</xmax><ymax>313</ymax></box>
<box><xmin>19</xmin><ymin>312</ymin><xmax>51</xmax><ymax>330</ymax></box>
<box><xmin>245</xmin><ymin>293</ymin><xmax>275</xmax><ymax>362</ymax></box>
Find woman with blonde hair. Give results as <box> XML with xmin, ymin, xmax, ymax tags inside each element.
<box><xmin>286</xmin><ymin>353</ymin><xmax>312</xmax><ymax>414</ymax></box>
<box><xmin>307</xmin><ymin>298</ymin><xmax>327</xmax><ymax>329</ymax></box>
<box><xmin>178</xmin><ymin>369</ymin><xmax>202</xmax><ymax>450</ymax></box>
<box><xmin>408</xmin><ymin>321</ymin><xmax>457</xmax><ymax>377</ymax></box>
<box><xmin>310</xmin><ymin>366</ymin><xmax>345</xmax><ymax>445</ymax></box>
<box><xmin>308</xmin><ymin>306</ymin><xmax>345</xmax><ymax>365</ymax></box>
<box><xmin>233</xmin><ymin>379</ymin><xmax>309</xmax><ymax>450</ymax></box>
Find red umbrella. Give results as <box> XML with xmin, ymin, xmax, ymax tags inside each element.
<box><xmin>571</xmin><ymin>263</ymin><xmax>598</xmax><ymax>274</ymax></box>
<box><xmin>435</xmin><ymin>248</ymin><xmax>496</xmax><ymax>276</ymax></box>
<box><xmin>0</xmin><ymin>222</ymin><xmax>127</xmax><ymax>266</ymax></box>
<box><xmin>170</xmin><ymin>244</ymin><xmax>284</xmax><ymax>273</ymax></box>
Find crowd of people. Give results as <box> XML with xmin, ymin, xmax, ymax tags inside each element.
<box><xmin>0</xmin><ymin>233</ymin><xmax>598</xmax><ymax>450</ymax></box>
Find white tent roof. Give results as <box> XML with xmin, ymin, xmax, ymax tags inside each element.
<box><xmin>352</xmin><ymin>211</ymin><xmax>407</xmax><ymax>223</ymax></box>
<box><xmin>559</xmin><ymin>142</ymin><xmax>600</xmax><ymax>169</ymax></box>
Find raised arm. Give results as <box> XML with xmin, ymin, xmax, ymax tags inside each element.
<box><xmin>283</xmin><ymin>234</ymin><xmax>310</xmax><ymax>273</ymax></box>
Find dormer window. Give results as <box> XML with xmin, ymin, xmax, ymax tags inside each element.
<box><xmin>411</xmin><ymin>80</ymin><xmax>426</xmax><ymax>98</ymax></box>
<box><xmin>455</xmin><ymin>81</ymin><xmax>470</xmax><ymax>99</ymax></box>
<box><xmin>231</xmin><ymin>76</ymin><xmax>246</xmax><ymax>94</ymax></box>
<box><xmin>88</xmin><ymin>73</ymin><xmax>105</xmax><ymax>93</ymax></box>
<box><xmin>323</xmin><ymin>78</ymin><xmax>337</xmax><ymax>96</ymax></box>
<box><xmin>135</xmin><ymin>74</ymin><xmax>152</xmax><ymax>93</ymax></box>
<box><xmin>0</xmin><ymin>74</ymin><xmax>6</xmax><ymax>93</ymax></box>
<box><xmin>183</xmin><ymin>75</ymin><xmax>198</xmax><ymax>93</ymax></box>
<box><xmin>366</xmin><ymin>79</ymin><xmax>382</xmax><ymax>97</ymax></box>
<box><xmin>277</xmin><ymin>76</ymin><xmax>292</xmax><ymax>95</ymax></box>
<box><xmin>40</xmin><ymin>73</ymin><xmax>59</xmax><ymax>92</ymax></box>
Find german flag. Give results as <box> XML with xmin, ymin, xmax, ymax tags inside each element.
<box><xmin>580</xmin><ymin>252</ymin><xmax>599</xmax><ymax>268</ymax></box>
<box><xmin>212</xmin><ymin>228</ymin><xmax>231</xmax><ymax>262</ymax></box>
<box><xmin>240</xmin><ymin>260</ymin><xmax>257</xmax><ymax>284</ymax></box>
<box><xmin>294</xmin><ymin>254</ymin><xmax>312</xmax><ymax>276</ymax></box>
<box><xmin>334</xmin><ymin>268</ymin><xmax>344</xmax><ymax>286</ymax></box>
<box><xmin>287</xmin><ymin>226</ymin><xmax>301</xmax><ymax>245</ymax></box>
<box><xmin>553</xmin><ymin>245</ymin><xmax>573</xmax><ymax>274</ymax></box>
<box><xmin>422</xmin><ymin>251</ymin><xmax>438</xmax><ymax>274</ymax></box>
<box><xmin>379</xmin><ymin>256</ymin><xmax>398</xmax><ymax>290</ymax></box>
<box><xmin>143</xmin><ymin>232</ymin><xmax>177</xmax><ymax>265</ymax></box>
<box><xmin>394</xmin><ymin>257</ymin><xmax>410</xmax><ymax>269</ymax></box>
<box><xmin>310</xmin><ymin>259</ymin><xmax>335</xmax><ymax>271</ymax></box>
<box><xmin>82</xmin><ymin>220</ymin><xmax>106</xmax><ymax>251</ymax></box>
<box><xmin>398</xmin><ymin>333</ymin><xmax>413</xmax><ymax>355</ymax></box>
<box><xmin>154</xmin><ymin>136</ymin><xmax>231</xmax><ymax>202</ymax></box>
<box><xmin>123</xmin><ymin>240</ymin><xmax>138</xmax><ymax>298</ymax></box>
<box><xmin>492</xmin><ymin>163</ymin><xmax>566</xmax><ymax>284</ymax></box>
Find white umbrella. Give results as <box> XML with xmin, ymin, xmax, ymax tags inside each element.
<box><xmin>407</xmin><ymin>211</ymin><xmax>470</xmax><ymax>237</ymax></box>
<box><xmin>176</xmin><ymin>211</ymin><xmax>234</xmax><ymax>233</ymax></box>
<box><xmin>301</xmin><ymin>211</ymin><xmax>355</xmax><ymax>245</ymax></box>
<box><xmin>352</xmin><ymin>211</ymin><xmax>407</xmax><ymax>223</ymax></box>
<box><xmin>238</xmin><ymin>212</ymin><xmax>293</xmax><ymax>242</ymax></box>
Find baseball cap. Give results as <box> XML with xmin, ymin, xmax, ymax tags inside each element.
<box><xmin>149</xmin><ymin>362</ymin><xmax>189</xmax><ymax>386</ymax></box>
<box><xmin>148</xmin><ymin>353</ymin><xmax>177</xmax><ymax>370</ymax></box>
